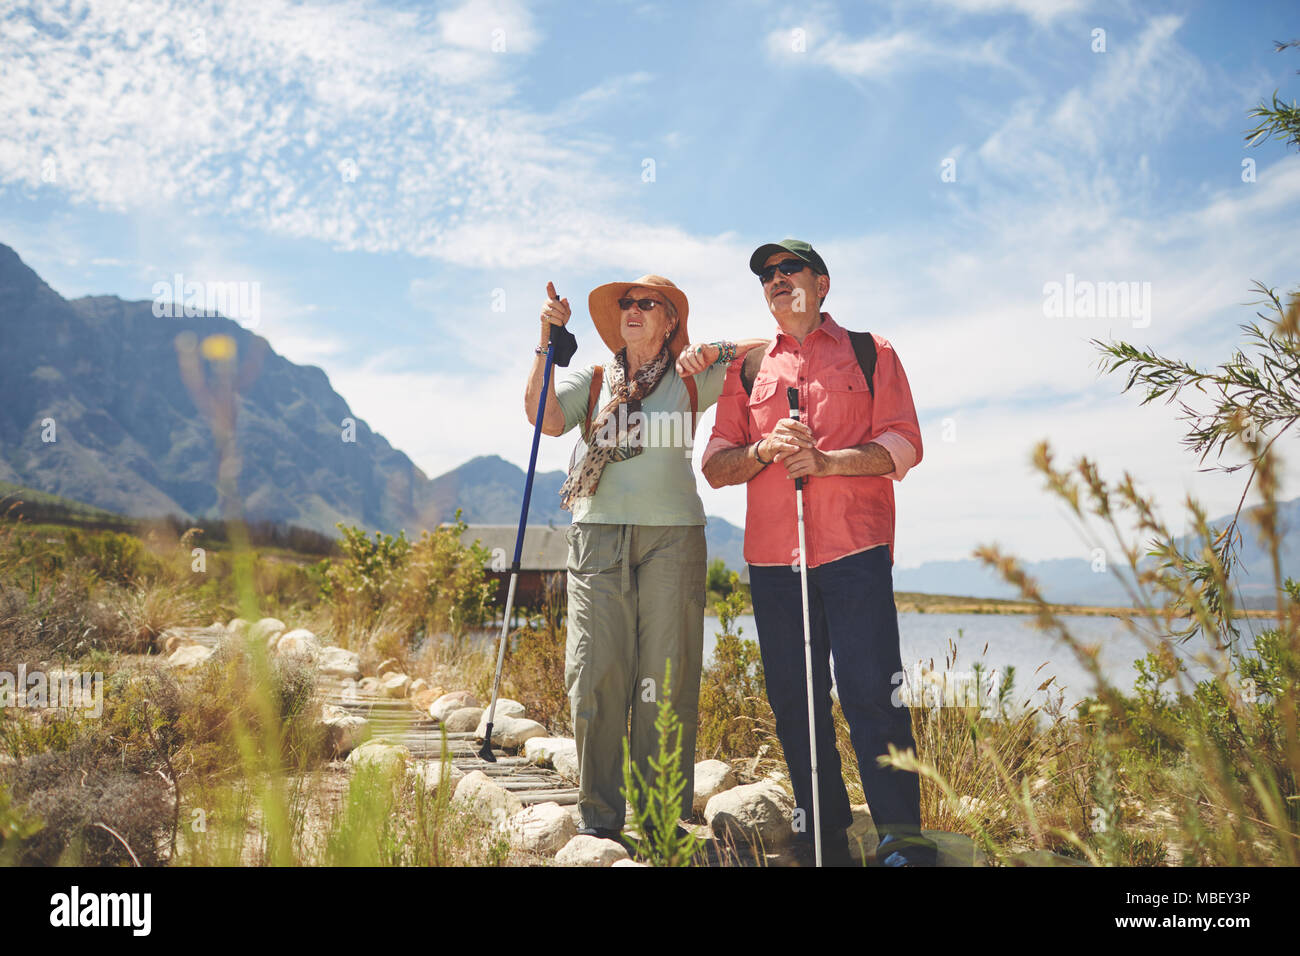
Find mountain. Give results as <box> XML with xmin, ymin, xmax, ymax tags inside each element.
<box><xmin>430</xmin><ymin>455</ymin><xmax>749</xmax><ymax>572</ymax></box>
<box><xmin>0</xmin><ymin>242</ymin><xmax>750</xmax><ymax>564</ymax></box>
<box><xmin>0</xmin><ymin>242</ymin><xmax>450</xmax><ymax>536</ymax></box>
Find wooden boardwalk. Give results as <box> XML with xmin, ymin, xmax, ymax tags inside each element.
<box><xmin>320</xmin><ymin>682</ymin><xmax>583</xmax><ymax>807</ymax></box>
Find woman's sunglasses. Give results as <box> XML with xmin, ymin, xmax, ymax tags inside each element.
<box><xmin>758</xmin><ymin>259</ymin><xmax>809</xmax><ymax>284</ymax></box>
<box><xmin>618</xmin><ymin>297</ymin><xmax>667</xmax><ymax>311</ymax></box>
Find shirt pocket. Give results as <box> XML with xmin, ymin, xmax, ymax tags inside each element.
<box><xmin>814</xmin><ymin>370</ymin><xmax>873</xmax><ymax>436</ymax></box>
<box><xmin>748</xmin><ymin>376</ymin><xmax>785</xmax><ymax>430</ymax></box>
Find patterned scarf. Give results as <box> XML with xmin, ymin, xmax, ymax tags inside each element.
<box><xmin>560</xmin><ymin>344</ymin><xmax>672</xmax><ymax>511</ymax></box>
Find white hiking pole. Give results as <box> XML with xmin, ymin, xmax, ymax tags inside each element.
<box><xmin>787</xmin><ymin>385</ymin><xmax>822</xmax><ymax>866</ymax></box>
<box><xmin>480</xmin><ymin>285</ymin><xmax>572</xmax><ymax>761</ymax></box>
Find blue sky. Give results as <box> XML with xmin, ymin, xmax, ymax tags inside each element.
<box><xmin>2</xmin><ymin>0</ymin><xmax>1298</xmax><ymax>567</ymax></box>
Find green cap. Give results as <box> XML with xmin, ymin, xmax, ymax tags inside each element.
<box><xmin>749</xmin><ymin>238</ymin><xmax>829</xmax><ymax>277</ymax></box>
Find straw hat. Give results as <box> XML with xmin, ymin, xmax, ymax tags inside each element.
<box><xmin>587</xmin><ymin>275</ymin><xmax>690</xmax><ymax>358</ymax></box>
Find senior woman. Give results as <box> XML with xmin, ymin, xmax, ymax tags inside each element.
<box><xmin>524</xmin><ymin>275</ymin><xmax>758</xmax><ymax>844</ymax></box>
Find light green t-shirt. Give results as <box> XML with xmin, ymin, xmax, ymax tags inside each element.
<box><xmin>555</xmin><ymin>361</ymin><xmax>727</xmax><ymax>526</ymax></box>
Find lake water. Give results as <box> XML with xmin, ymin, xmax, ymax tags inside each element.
<box><xmin>471</xmin><ymin>610</ymin><xmax>1277</xmax><ymax>712</ymax></box>
<box><xmin>708</xmin><ymin>612</ymin><xmax>1278</xmax><ymax>711</ymax></box>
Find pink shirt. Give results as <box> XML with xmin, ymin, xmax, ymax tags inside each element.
<box><xmin>702</xmin><ymin>313</ymin><xmax>922</xmax><ymax>568</ymax></box>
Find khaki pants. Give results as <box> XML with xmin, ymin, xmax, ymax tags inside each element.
<box><xmin>564</xmin><ymin>522</ymin><xmax>707</xmax><ymax>831</ymax></box>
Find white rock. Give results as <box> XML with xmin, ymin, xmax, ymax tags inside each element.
<box><xmin>489</xmin><ymin>698</ymin><xmax>526</xmax><ymax>719</ymax></box>
<box><xmin>693</xmin><ymin>759</ymin><xmax>738</xmax><ymax>814</ymax></box>
<box><xmin>523</xmin><ymin>736</ymin><xmax>577</xmax><ymax>768</ymax></box>
<box><xmin>553</xmin><ymin>749</ymin><xmax>580</xmax><ymax>781</ymax></box>
<box><xmin>166</xmin><ymin>644</ymin><xmax>215</xmax><ymax>671</ymax></box>
<box><xmin>505</xmin><ymin>802</ymin><xmax>578</xmax><ymax>855</ymax></box>
<box><xmin>358</xmin><ymin>676</ymin><xmax>380</xmax><ymax>694</ymax></box>
<box><xmin>226</xmin><ymin>618</ymin><xmax>251</xmax><ymax>637</ymax></box>
<box><xmin>430</xmin><ymin>691</ymin><xmax>479</xmax><ymax>723</ymax></box>
<box><xmin>475</xmin><ymin>713</ymin><xmax>546</xmax><ymax>750</ymax></box>
<box><xmin>443</xmin><ymin>707</ymin><xmax>484</xmax><ymax>733</ymax></box>
<box><xmin>555</xmin><ymin>835</ymin><xmax>629</xmax><ymax>867</ymax></box>
<box><xmin>376</xmin><ymin>658</ymin><xmax>400</xmax><ymax>677</ymax></box>
<box><xmin>453</xmin><ymin>770</ymin><xmax>522</xmax><ymax>821</ymax></box>
<box><xmin>320</xmin><ymin>704</ymin><xmax>367</xmax><ymax>756</ymax></box>
<box><xmin>704</xmin><ymin>781</ymin><xmax>796</xmax><ymax>849</ymax></box>
<box><xmin>276</xmin><ymin>629</ymin><xmax>321</xmax><ymax>660</ymax></box>
<box><xmin>249</xmin><ymin>617</ymin><xmax>287</xmax><ymax>643</ymax></box>
<box><xmin>612</xmin><ymin>859</ymin><xmax>648</xmax><ymax>867</ymax></box>
<box><xmin>410</xmin><ymin>760</ymin><xmax>465</xmax><ymax>795</ymax></box>
<box><xmin>317</xmin><ymin>646</ymin><xmax>362</xmax><ymax>680</ymax></box>
<box><xmin>408</xmin><ymin>677</ymin><xmax>428</xmax><ymax>697</ymax></box>
<box><xmin>345</xmin><ymin>740</ymin><xmax>410</xmax><ymax>774</ymax></box>
<box><xmin>379</xmin><ymin>672</ymin><xmax>412</xmax><ymax>698</ymax></box>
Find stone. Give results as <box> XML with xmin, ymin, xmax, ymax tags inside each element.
<box><xmin>505</xmin><ymin>802</ymin><xmax>578</xmax><ymax>855</ymax></box>
<box><xmin>345</xmin><ymin>740</ymin><xmax>410</xmax><ymax>775</ymax></box>
<box><xmin>453</xmin><ymin>770</ymin><xmax>522</xmax><ymax>821</ymax></box>
<box><xmin>276</xmin><ymin>629</ymin><xmax>321</xmax><ymax>660</ymax></box>
<box><xmin>162</xmin><ymin>632</ymin><xmax>194</xmax><ymax>656</ymax></box>
<box><xmin>430</xmin><ymin>691</ymin><xmax>479</xmax><ymax>723</ymax></box>
<box><xmin>490</xmin><ymin>698</ymin><xmax>526</xmax><ymax>719</ymax></box>
<box><xmin>523</xmin><ymin>736</ymin><xmax>577</xmax><ymax>768</ymax></box>
<box><xmin>249</xmin><ymin>617</ymin><xmax>287</xmax><ymax>643</ymax></box>
<box><xmin>226</xmin><ymin>618</ymin><xmax>251</xmax><ymax>638</ymax></box>
<box><xmin>705</xmin><ymin>781</ymin><xmax>796</xmax><ymax>849</ymax></box>
<box><xmin>358</xmin><ymin>676</ymin><xmax>381</xmax><ymax>694</ymax></box>
<box><xmin>410</xmin><ymin>759</ymin><xmax>465</xmax><ymax>796</ymax></box>
<box><xmin>553</xmin><ymin>749</ymin><xmax>580</xmax><ymax>781</ymax></box>
<box><xmin>376</xmin><ymin>658</ymin><xmax>400</xmax><ymax>677</ymax></box>
<box><xmin>475</xmin><ymin>713</ymin><xmax>546</xmax><ymax>750</ymax></box>
<box><xmin>612</xmin><ymin>859</ymin><xmax>648</xmax><ymax>867</ymax></box>
<box><xmin>379</xmin><ymin>672</ymin><xmax>412</xmax><ymax>699</ymax></box>
<box><xmin>320</xmin><ymin>704</ymin><xmax>368</xmax><ymax>757</ymax></box>
<box><xmin>166</xmin><ymin>644</ymin><xmax>215</xmax><ymax>671</ymax></box>
<box><xmin>555</xmin><ymin>835</ymin><xmax>629</xmax><ymax>867</ymax></box>
<box><xmin>442</xmin><ymin>707</ymin><xmax>484</xmax><ymax>733</ymax></box>
<box><xmin>317</xmin><ymin>646</ymin><xmax>362</xmax><ymax>681</ymax></box>
<box><xmin>408</xmin><ymin>678</ymin><xmax>428</xmax><ymax>697</ymax></box>
<box><xmin>409</xmin><ymin>684</ymin><xmax>439</xmax><ymax>711</ymax></box>
<box><xmin>692</xmin><ymin>759</ymin><xmax>737</xmax><ymax>814</ymax></box>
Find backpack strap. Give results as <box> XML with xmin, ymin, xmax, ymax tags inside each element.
<box><xmin>583</xmin><ymin>365</ymin><xmax>604</xmax><ymax>441</ymax></box>
<box><xmin>847</xmin><ymin>331</ymin><xmax>877</xmax><ymax>398</ymax></box>
<box><xmin>740</xmin><ymin>333</ymin><xmax>877</xmax><ymax>397</ymax></box>
<box><xmin>740</xmin><ymin>344</ymin><xmax>768</xmax><ymax>396</ymax></box>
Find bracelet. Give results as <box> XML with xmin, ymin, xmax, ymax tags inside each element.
<box><xmin>752</xmin><ymin>441</ymin><xmax>772</xmax><ymax>466</ymax></box>
<box><xmin>710</xmin><ymin>340</ymin><xmax>737</xmax><ymax>366</ymax></box>
<box><xmin>534</xmin><ymin>344</ymin><xmax>549</xmax><ymax>355</ymax></box>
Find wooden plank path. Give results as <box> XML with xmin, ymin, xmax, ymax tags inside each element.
<box><xmin>319</xmin><ymin>680</ymin><xmax>582</xmax><ymax>807</ymax></box>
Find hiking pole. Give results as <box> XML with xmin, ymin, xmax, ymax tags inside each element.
<box><xmin>480</xmin><ymin>288</ymin><xmax>574</xmax><ymax>761</ymax></box>
<box><xmin>787</xmin><ymin>385</ymin><xmax>822</xmax><ymax>867</ymax></box>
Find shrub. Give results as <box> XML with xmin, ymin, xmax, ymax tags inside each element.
<box><xmin>696</xmin><ymin>581</ymin><xmax>772</xmax><ymax>762</ymax></box>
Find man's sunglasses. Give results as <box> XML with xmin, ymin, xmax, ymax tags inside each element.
<box><xmin>758</xmin><ymin>259</ymin><xmax>809</xmax><ymax>284</ymax></box>
<box><xmin>618</xmin><ymin>297</ymin><xmax>667</xmax><ymax>311</ymax></box>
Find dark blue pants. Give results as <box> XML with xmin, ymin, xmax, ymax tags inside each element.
<box><xmin>749</xmin><ymin>545</ymin><xmax>922</xmax><ymax>847</ymax></box>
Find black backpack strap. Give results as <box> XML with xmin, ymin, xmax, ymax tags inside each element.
<box><xmin>741</xmin><ymin>334</ymin><xmax>876</xmax><ymax>397</ymax></box>
<box><xmin>848</xmin><ymin>331</ymin><xmax>877</xmax><ymax>398</ymax></box>
<box><xmin>740</xmin><ymin>344</ymin><xmax>767</xmax><ymax>396</ymax></box>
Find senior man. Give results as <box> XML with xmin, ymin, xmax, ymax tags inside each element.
<box><xmin>701</xmin><ymin>239</ymin><xmax>936</xmax><ymax>867</ymax></box>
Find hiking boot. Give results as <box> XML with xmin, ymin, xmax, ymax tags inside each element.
<box><xmin>871</xmin><ymin>833</ymin><xmax>938</xmax><ymax>867</ymax></box>
<box><xmin>789</xmin><ymin>829</ymin><xmax>856</xmax><ymax>867</ymax></box>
